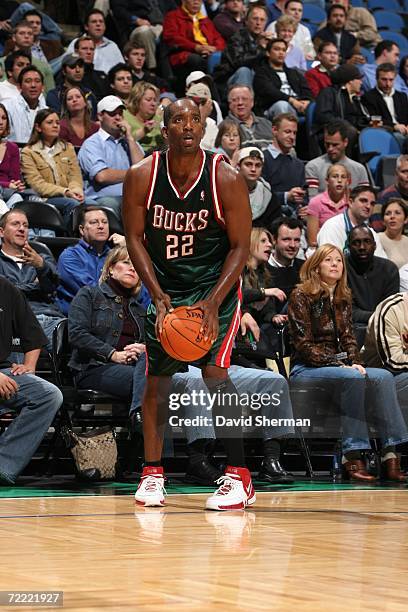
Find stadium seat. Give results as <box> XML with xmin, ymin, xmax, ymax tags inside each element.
<box><xmin>359</xmin><ymin>128</ymin><xmax>401</xmax><ymax>186</ymax></box>
<box><xmin>381</xmin><ymin>31</ymin><xmax>408</xmax><ymax>53</ymax></box>
<box><xmin>368</xmin><ymin>0</ymin><xmax>400</xmax><ymax>10</ymax></box>
<box><xmin>374</xmin><ymin>11</ymin><xmax>404</xmax><ymax>31</ymax></box>
<box><xmin>302</xmin><ymin>5</ymin><xmax>327</xmax><ymax>24</ymax></box>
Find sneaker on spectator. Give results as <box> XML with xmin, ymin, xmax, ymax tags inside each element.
<box><xmin>205</xmin><ymin>466</ymin><xmax>256</xmax><ymax>511</ymax></box>
<box><xmin>135</xmin><ymin>466</ymin><xmax>166</xmax><ymax>507</ymax></box>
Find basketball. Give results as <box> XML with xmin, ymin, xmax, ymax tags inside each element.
<box><xmin>160</xmin><ymin>306</ymin><xmax>213</xmax><ymax>361</ymax></box>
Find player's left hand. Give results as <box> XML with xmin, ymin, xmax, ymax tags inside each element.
<box><xmin>188</xmin><ymin>300</ymin><xmax>219</xmax><ymax>343</ymax></box>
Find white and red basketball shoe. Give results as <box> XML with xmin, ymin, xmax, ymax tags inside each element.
<box><xmin>134</xmin><ymin>466</ymin><xmax>166</xmax><ymax>507</ymax></box>
<box><xmin>205</xmin><ymin>466</ymin><xmax>256</xmax><ymax>511</ymax></box>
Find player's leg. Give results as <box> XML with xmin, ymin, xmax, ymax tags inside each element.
<box><xmin>202</xmin><ymin>363</ymin><xmax>256</xmax><ymax>511</ymax></box>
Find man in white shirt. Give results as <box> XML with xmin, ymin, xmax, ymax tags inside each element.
<box><xmin>3</xmin><ymin>65</ymin><xmax>47</xmax><ymax>143</ymax></box>
<box><xmin>318</xmin><ymin>185</ymin><xmax>388</xmax><ymax>257</ymax></box>
<box><xmin>66</xmin><ymin>8</ymin><xmax>124</xmax><ymax>74</ymax></box>
<box><xmin>0</xmin><ymin>50</ymin><xmax>30</xmax><ymax>102</ymax></box>
<box><xmin>266</xmin><ymin>0</ymin><xmax>315</xmax><ymax>60</ymax></box>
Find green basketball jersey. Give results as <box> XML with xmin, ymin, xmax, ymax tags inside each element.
<box><xmin>144</xmin><ymin>149</ymin><xmax>230</xmax><ymax>298</ymax></box>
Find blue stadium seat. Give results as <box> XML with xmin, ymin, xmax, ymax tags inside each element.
<box><xmin>302</xmin><ymin>5</ymin><xmax>327</xmax><ymax>24</ymax></box>
<box><xmin>351</xmin><ymin>0</ymin><xmax>365</xmax><ymax>6</ymax></box>
<box><xmin>305</xmin><ymin>22</ymin><xmax>318</xmax><ymax>37</ymax></box>
<box><xmin>359</xmin><ymin>47</ymin><xmax>375</xmax><ymax>64</ymax></box>
<box><xmin>359</xmin><ymin>128</ymin><xmax>401</xmax><ymax>184</ymax></box>
<box><xmin>374</xmin><ymin>11</ymin><xmax>404</xmax><ymax>31</ymax></box>
<box><xmin>381</xmin><ymin>31</ymin><xmax>408</xmax><ymax>53</ymax></box>
<box><xmin>368</xmin><ymin>0</ymin><xmax>400</xmax><ymax>10</ymax></box>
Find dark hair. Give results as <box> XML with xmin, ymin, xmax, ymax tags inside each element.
<box><xmin>123</xmin><ymin>40</ymin><xmax>147</xmax><ymax>57</ymax></box>
<box><xmin>246</xmin><ymin>4</ymin><xmax>268</xmax><ymax>20</ymax></box>
<box><xmin>0</xmin><ymin>208</ymin><xmax>28</xmax><ymax>229</ymax></box>
<box><xmin>0</xmin><ymin>103</ymin><xmax>10</xmax><ymax>138</ymax></box>
<box><xmin>348</xmin><ymin>224</ymin><xmax>375</xmax><ymax>243</ymax></box>
<box><xmin>374</xmin><ymin>40</ymin><xmax>399</xmax><ymax>59</ymax></box>
<box><xmin>85</xmin><ymin>8</ymin><xmax>105</xmax><ymax>25</ymax></box>
<box><xmin>214</xmin><ymin>119</ymin><xmax>244</xmax><ymax>149</ymax></box>
<box><xmin>324</xmin><ymin>119</ymin><xmax>349</xmax><ymax>140</ymax></box>
<box><xmin>284</xmin><ymin>0</ymin><xmax>303</xmax><ymax>8</ymax></box>
<box><xmin>317</xmin><ymin>41</ymin><xmax>338</xmax><ymax>54</ymax></box>
<box><xmin>23</xmin><ymin>9</ymin><xmax>42</xmax><ymax>22</ymax></box>
<box><xmin>13</xmin><ymin>20</ymin><xmax>33</xmax><ymax>34</ymax></box>
<box><xmin>76</xmin><ymin>205</ymin><xmax>108</xmax><ymax>230</ymax></box>
<box><xmin>4</xmin><ymin>49</ymin><xmax>31</xmax><ymax>75</ymax></box>
<box><xmin>270</xmin><ymin>216</ymin><xmax>303</xmax><ymax>239</ymax></box>
<box><xmin>17</xmin><ymin>65</ymin><xmax>44</xmax><ymax>85</ymax></box>
<box><xmin>328</xmin><ymin>3</ymin><xmax>346</xmax><ymax>18</ymax></box>
<box><xmin>163</xmin><ymin>97</ymin><xmax>200</xmax><ymax>127</ymax></box>
<box><xmin>266</xmin><ymin>37</ymin><xmax>288</xmax><ymax>52</ymax></box>
<box><xmin>381</xmin><ymin>198</ymin><xmax>408</xmax><ymax>219</ymax></box>
<box><xmin>74</xmin><ymin>35</ymin><xmax>95</xmax><ymax>51</ymax></box>
<box><xmin>28</xmin><ymin>108</ymin><xmax>61</xmax><ymax>146</ymax></box>
<box><xmin>399</xmin><ymin>54</ymin><xmax>408</xmax><ymax>85</ymax></box>
<box><xmin>350</xmin><ymin>185</ymin><xmax>377</xmax><ymax>200</ymax></box>
<box><xmin>376</xmin><ymin>62</ymin><xmax>397</xmax><ymax>79</ymax></box>
<box><xmin>108</xmin><ymin>62</ymin><xmax>132</xmax><ymax>86</ymax></box>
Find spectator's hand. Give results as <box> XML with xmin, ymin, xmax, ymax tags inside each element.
<box><xmin>0</xmin><ymin>20</ymin><xmax>12</xmax><ymax>32</ymax></box>
<box><xmin>289</xmin><ymin>98</ymin><xmax>304</xmax><ymax>112</ymax></box>
<box><xmin>10</xmin><ymin>363</ymin><xmax>35</xmax><ymax>376</ymax></box>
<box><xmin>343</xmin><ymin>363</ymin><xmax>366</xmax><ymax>375</ymax></box>
<box><xmin>298</xmin><ymin>100</ymin><xmax>310</xmax><ymax>113</ymax></box>
<box><xmin>20</xmin><ymin>241</ymin><xmax>43</xmax><ymax>268</ymax></box>
<box><xmin>195</xmin><ymin>45</ymin><xmax>216</xmax><ymax>57</ymax></box>
<box><xmin>258</xmin><ymin>32</ymin><xmax>273</xmax><ymax>48</ymax></box>
<box><xmin>135</xmin><ymin>18</ymin><xmax>151</xmax><ymax>27</ymax></box>
<box><xmin>124</xmin><ymin>343</ymin><xmax>146</xmax><ymax>362</ymax></box>
<box><xmin>66</xmin><ymin>189</ymin><xmax>84</xmax><ymax>202</ymax></box>
<box><xmin>200</xmin><ymin>98</ymin><xmax>213</xmax><ymax>122</ymax></box>
<box><xmin>0</xmin><ymin>372</ymin><xmax>18</xmax><ymax>399</ymax></box>
<box><xmin>287</xmin><ymin>187</ymin><xmax>305</xmax><ymax>204</ymax></box>
<box><xmin>8</xmin><ymin>180</ymin><xmax>25</xmax><ymax>191</ymax></box>
<box><xmin>298</xmin><ymin>205</ymin><xmax>309</xmax><ymax>220</ymax></box>
<box><xmin>117</xmin><ymin>119</ymin><xmax>133</xmax><ymax>140</ymax></box>
<box><xmin>109</xmin><ymin>233</ymin><xmax>126</xmax><ymax>246</ymax></box>
<box><xmin>347</xmin><ymin>53</ymin><xmax>365</xmax><ymax>65</ymax></box>
<box><xmin>264</xmin><ymin>287</ymin><xmax>286</xmax><ymax>301</ymax></box>
<box><xmin>240</xmin><ymin>312</ymin><xmax>260</xmax><ymax>342</ymax></box>
<box><xmin>394</xmin><ymin>123</ymin><xmax>408</xmax><ymax>135</ymax></box>
<box><xmin>272</xmin><ymin>314</ymin><xmax>288</xmax><ymax>325</ymax></box>
<box><xmin>110</xmin><ymin>351</ymin><xmax>129</xmax><ymax>364</ymax></box>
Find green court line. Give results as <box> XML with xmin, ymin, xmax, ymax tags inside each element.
<box><xmin>0</xmin><ymin>479</ymin><xmax>405</xmax><ymax>499</ymax></box>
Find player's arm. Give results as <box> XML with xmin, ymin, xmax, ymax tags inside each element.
<box><xmin>193</xmin><ymin>162</ymin><xmax>251</xmax><ymax>341</ymax></box>
<box><xmin>122</xmin><ymin>159</ymin><xmax>172</xmax><ymax>336</ymax></box>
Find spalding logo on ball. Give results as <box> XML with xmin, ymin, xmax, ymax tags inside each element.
<box><xmin>160</xmin><ymin>306</ymin><xmax>213</xmax><ymax>361</ymax></box>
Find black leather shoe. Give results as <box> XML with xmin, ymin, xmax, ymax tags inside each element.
<box><xmin>184</xmin><ymin>458</ymin><xmax>223</xmax><ymax>486</ymax></box>
<box><xmin>257</xmin><ymin>458</ymin><xmax>294</xmax><ymax>484</ymax></box>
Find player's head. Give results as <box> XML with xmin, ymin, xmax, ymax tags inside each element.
<box><xmin>162</xmin><ymin>98</ymin><xmax>204</xmax><ymax>152</ymax></box>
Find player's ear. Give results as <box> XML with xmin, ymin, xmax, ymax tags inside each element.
<box><xmin>161</xmin><ymin>125</ymin><xmax>168</xmax><ymax>140</ymax></box>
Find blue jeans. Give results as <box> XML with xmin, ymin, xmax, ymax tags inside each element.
<box><xmin>227</xmin><ymin>67</ymin><xmax>255</xmax><ymax>89</ymax></box>
<box><xmin>47</xmin><ymin>196</ymin><xmax>80</xmax><ymax>226</ymax></box>
<box><xmin>0</xmin><ymin>369</ymin><xmax>62</xmax><ymax>482</ymax></box>
<box><xmin>265</xmin><ymin>100</ymin><xmax>298</xmax><ymax>120</ymax></box>
<box><xmin>172</xmin><ymin>365</ymin><xmax>294</xmax><ymax>444</ymax></box>
<box><xmin>76</xmin><ymin>353</ymin><xmax>146</xmax><ymax>413</ymax></box>
<box><xmin>290</xmin><ymin>364</ymin><xmax>408</xmax><ymax>453</ymax></box>
<box><xmin>36</xmin><ymin>313</ymin><xmax>65</xmax><ymax>352</ymax></box>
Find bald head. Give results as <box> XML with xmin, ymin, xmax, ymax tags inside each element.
<box><xmin>163</xmin><ymin>98</ymin><xmax>200</xmax><ymax>127</ymax></box>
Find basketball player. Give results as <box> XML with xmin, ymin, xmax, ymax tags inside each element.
<box><xmin>123</xmin><ymin>98</ymin><xmax>255</xmax><ymax>511</ymax></box>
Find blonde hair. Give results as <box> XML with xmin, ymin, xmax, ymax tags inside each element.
<box><xmin>276</xmin><ymin>14</ymin><xmax>298</xmax><ymax>32</ymax></box>
<box><xmin>298</xmin><ymin>244</ymin><xmax>351</xmax><ymax>303</ymax></box>
<box><xmin>127</xmin><ymin>81</ymin><xmax>159</xmax><ymax>116</ymax></box>
<box><xmin>245</xmin><ymin>227</ymin><xmax>273</xmax><ymax>288</ymax></box>
<box><xmin>100</xmin><ymin>246</ymin><xmax>141</xmax><ymax>293</ymax></box>
<box><xmin>326</xmin><ymin>163</ymin><xmax>351</xmax><ymax>180</ymax></box>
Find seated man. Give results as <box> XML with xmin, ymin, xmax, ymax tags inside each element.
<box><xmin>266</xmin><ymin>0</ymin><xmax>316</xmax><ymax>61</ymax></box>
<box><xmin>268</xmin><ymin>216</ymin><xmax>304</xmax><ymax>295</ymax></box>
<box><xmin>362</xmin><ymin>63</ymin><xmax>408</xmax><ymax>149</ymax></box>
<box><xmin>227</xmin><ymin>84</ymin><xmax>273</xmax><ymax>150</ymax></box>
<box><xmin>318</xmin><ymin>185</ymin><xmax>387</xmax><ymax>257</ymax></box>
<box><xmin>262</xmin><ymin>113</ymin><xmax>307</xmax><ymax>219</ymax></box>
<box><xmin>253</xmin><ymin>38</ymin><xmax>312</xmax><ymax>119</ymax></box>
<box><xmin>305</xmin><ymin>120</ymin><xmax>369</xmax><ymax>198</ymax></box>
<box><xmin>0</xmin><ymin>209</ymin><xmax>64</xmax><ymax>349</ymax></box>
<box><xmin>335</xmin><ymin>0</ymin><xmax>381</xmax><ymax>50</ymax></box>
<box><xmin>123</xmin><ymin>41</ymin><xmax>169</xmax><ymax>92</ymax></box>
<box><xmin>237</xmin><ymin>146</ymin><xmax>281</xmax><ymax>231</ymax></box>
<box><xmin>73</xmin><ymin>35</ymin><xmax>109</xmax><ymax>102</ymax></box>
<box><xmin>78</xmin><ymin>96</ymin><xmax>144</xmax><ymax>216</ymax></box>
<box><xmin>378</xmin><ymin>154</ymin><xmax>408</xmax><ymax>209</ymax></box>
<box><xmin>46</xmin><ymin>54</ymin><xmax>97</xmax><ymax>118</ymax></box>
<box><xmin>305</xmin><ymin>41</ymin><xmax>339</xmax><ymax>99</ymax></box>
<box><xmin>0</xmin><ymin>49</ymin><xmax>30</xmax><ymax>102</ymax></box>
<box><xmin>3</xmin><ymin>65</ymin><xmax>47</xmax><ymax>143</ymax></box>
<box><xmin>7</xmin><ymin>8</ymin><xmax>63</xmax><ymax>61</ymax></box>
<box><xmin>313</xmin><ymin>3</ymin><xmax>359</xmax><ymax>64</ymax></box>
<box><xmin>363</xmin><ymin>293</ymin><xmax>408</xmax><ymax>413</ymax></box>
<box><xmin>360</xmin><ymin>40</ymin><xmax>407</xmax><ymax>95</ymax></box>
<box><xmin>0</xmin><ymin>276</ymin><xmax>62</xmax><ymax>486</ymax></box>
<box><xmin>213</xmin><ymin>0</ymin><xmax>245</xmax><ymax>41</ymax></box>
<box><xmin>346</xmin><ymin>225</ymin><xmax>399</xmax><ymax>343</ymax></box>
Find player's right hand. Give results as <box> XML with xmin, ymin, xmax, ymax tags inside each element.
<box><xmin>155</xmin><ymin>293</ymin><xmax>173</xmax><ymax>340</ymax></box>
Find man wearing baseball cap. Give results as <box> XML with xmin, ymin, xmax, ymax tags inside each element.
<box><xmin>186</xmin><ymin>82</ymin><xmax>219</xmax><ymax>149</ymax></box>
<box><xmin>78</xmin><ymin>95</ymin><xmax>144</xmax><ymax>217</ymax></box>
<box><xmin>185</xmin><ymin>70</ymin><xmax>223</xmax><ymax>123</ymax></box>
<box><xmin>237</xmin><ymin>147</ymin><xmax>280</xmax><ymax>230</ymax></box>
<box><xmin>46</xmin><ymin>53</ymin><xmax>97</xmax><ymax>118</ymax></box>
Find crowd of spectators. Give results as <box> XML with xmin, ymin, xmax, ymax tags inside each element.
<box><xmin>1</xmin><ymin>0</ymin><xmax>408</xmax><ymax>485</ymax></box>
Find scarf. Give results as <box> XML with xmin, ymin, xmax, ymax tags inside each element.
<box><xmin>182</xmin><ymin>5</ymin><xmax>208</xmax><ymax>45</ymax></box>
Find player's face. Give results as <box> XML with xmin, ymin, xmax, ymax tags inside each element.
<box><xmin>0</xmin><ymin>212</ymin><xmax>29</xmax><ymax>248</ymax></box>
<box><xmin>163</xmin><ymin>102</ymin><xmax>204</xmax><ymax>151</ymax></box>
<box><xmin>80</xmin><ymin>210</ymin><xmax>109</xmax><ymax>244</ymax></box>
<box><xmin>109</xmin><ymin>257</ymin><xmax>139</xmax><ymax>289</ymax></box>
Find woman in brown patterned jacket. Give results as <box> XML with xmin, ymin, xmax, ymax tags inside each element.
<box><xmin>288</xmin><ymin>244</ymin><xmax>408</xmax><ymax>482</ymax></box>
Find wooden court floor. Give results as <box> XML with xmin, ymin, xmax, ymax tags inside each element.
<box><xmin>1</xmin><ymin>486</ymin><xmax>408</xmax><ymax>611</ymax></box>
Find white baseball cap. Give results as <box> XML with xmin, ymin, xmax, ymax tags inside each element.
<box><xmin>97</xmin><ymin>95</ymin><xmax>125</xmax><ymax>114</ymax></box>
<box><xmin>237</xmin><ymin>147</ymin><xmax>264</xmax><ymax>164</ymax></box>
<box><xmin>185</xmin><ymin>70</ymin><xmax>212</xmax><ymax>89</ymax></box>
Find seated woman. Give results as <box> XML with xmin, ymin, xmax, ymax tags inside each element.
<box><xmin>307</xmin><ymin>164</ymin><xmax>350</xmax><ymax>250</ymax></box>
<box><xmin>275</xmin><ymin>15</ymin><xmax>307</xmax><ymax>72</ymax></box>
<box><xmin>288</xmin><ymin>244</ymin><xmax>408</xmax><ymax>482</ymax></box>
<box><xmin>124</xmin><ymin>82</ymin><xmax>164</xmax><ymax>154</ymax></box>
<box><xmin>68</xmin><ymin>246</ymin><xmax>147</xmax><ymax>413</ymax></box>
<box><xmin>378</xmin><ymin>198</ymin><xmax>408</xmax><ymax>269</ymax></box>
<box><xmin>21</xmin><ymin>109</ymin><xmax>91</xmax><ymax>225</ymax></box>
<box><xmin>59</xmin><ymin>86</ymin><xmax>99</xmax><ymax>148</ymax></box>
<box><xmin>236</xmin><ymin>228</ymin><xmax>288</xmax><ymax>369</ymax></box>
<box><xmin>0</xmin><ymin>102</ymin><xmax>25</xmax><ymax>210</ymax></box>
<box><xmin>214</xmin><ymin>119</ymin><xmax>243</xmax><ymax>165</ymax></box>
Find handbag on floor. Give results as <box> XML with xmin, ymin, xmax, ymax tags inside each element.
<box><xmin>62</xmin><ymin>426</ymin><xmax>118</xmax><ymax>481</ymax></box>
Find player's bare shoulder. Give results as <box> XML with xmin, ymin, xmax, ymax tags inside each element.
<box><xmin>124</xmin><ymin>153</ymin><xmax>156</xmax><ymax>206</ymax></box>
